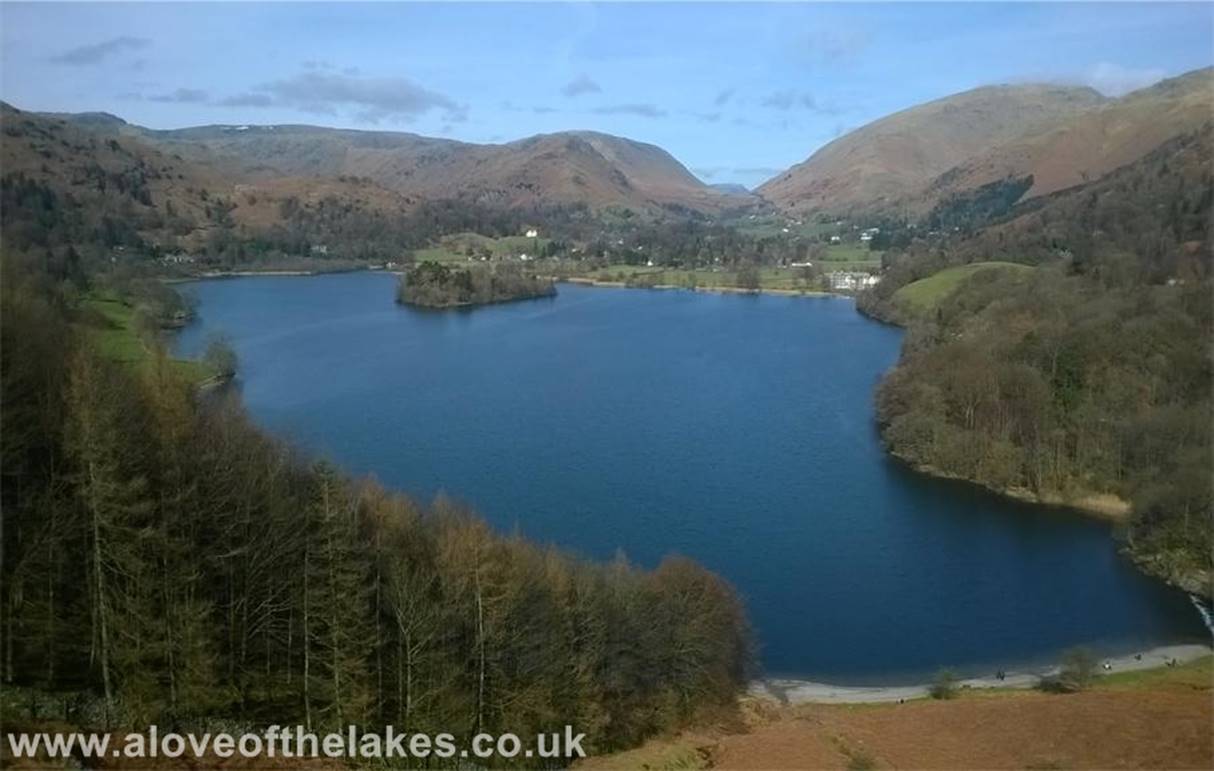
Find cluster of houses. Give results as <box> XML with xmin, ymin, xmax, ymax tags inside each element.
<box><xmin>826</xmin><ymin>271</ymin><xmax>881</xmax><ymax>291</ymax></box>
<box><xmin>824</xmin><ymin>224</ymin><xmax>881</xmax><ymax>244</ymax></box>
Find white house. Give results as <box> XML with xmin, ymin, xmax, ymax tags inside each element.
<box><xmin>828</xmin><ymin>272</ymin><xmax>856</xmax><ymax>290</ymax></box>
<box><xmin>827</xmin><ymin>272</ymin><xmax>881</xmax><ymax>291</ymax></box>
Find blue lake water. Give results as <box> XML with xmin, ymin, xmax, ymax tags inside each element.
<box><xmin>175</xmin><ymin>272</ymin><xmax>1207</xmax><ymax>684</ymax></box>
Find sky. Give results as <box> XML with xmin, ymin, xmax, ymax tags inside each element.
<box><xmin>2</xmin><ymin>2</ymin><xmax>1211</xmax><ymax>188</ymax></box>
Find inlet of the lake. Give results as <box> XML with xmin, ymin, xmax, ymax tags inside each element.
<box><xmin>174</xmin><ymin>271</ymin><xmax>1207</xmax><ymax>684</ymax></box>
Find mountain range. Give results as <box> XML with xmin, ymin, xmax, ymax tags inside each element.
<box><xmin>759</xmin><ymin>68</ymin><xmax>1213</xmax><ymax>217</ymax></box>
<box><xmin>1</xmin><ymin>65</ymin><xmax>1210</xmax><ymax>249</ymax></box>
<box><xmin>30</xmin><ymin>111</ymin><xmax>749</xmax><ymax>215</ymax></box>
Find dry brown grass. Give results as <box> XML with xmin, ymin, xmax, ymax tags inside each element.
<box><xmin>760</xmin><ymin>67</ymin><xmax>1212</xmax><ymax>219</ymax></box>
<box><xmin>939</xmin><ymin>68</ymin><xmax>1214</xmax><ymax>204</ymax></box>
<box><xmin>583</xmin><ymin>657</ymin><xmax>1214</xmax><ymax>771</ymax></box>
<box><xmin>757</xmin><ymin>83</ymin><xmax>1105</xmax><ymax>213</ymax></box>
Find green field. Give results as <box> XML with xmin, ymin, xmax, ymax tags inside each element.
<box><xmin>559</xmin><ymin>263</ymin><xmax>828</xmax><ymax>292</ymax></box>
<box><xmin>728</xmin><ymin>214</ymin><xmax>839</xmax><ymax>239</ymax></box>
<box><xmin>894</xmin><ymin>261</ymin><xmax>1033</xmax><ymax>313</ymax></box>
<box><xmin>84</xmin><ymin>294</ymin><xmax>212</xmax><ymax>383</ymax></box>
<box><xmin>414</xmin><ymin>232</ymin><xmax>551</xmax><ymax>263</ymax></box>
<box><xmin>1097</xmin><ymin>655</ymin><xmax>1212</xmax><ymax>691</ymax></box>
<box><xmin>822</xmin><ymin>242</ymin><xmax>881</xmax><ymax>264</ymax></box>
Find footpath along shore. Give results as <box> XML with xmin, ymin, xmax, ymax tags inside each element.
<box><xmin>752</xmin><ymin>643</ymin><xmax>1213</xmax><ymax>705</ymax></box>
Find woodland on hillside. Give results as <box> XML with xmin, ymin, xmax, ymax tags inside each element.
<box><xmin>0</xmin><ymin>251</ymin><xmax>753</xmax><ymax>756</ymax></box>
<box><xmin>1</xmin><ymin>147</ymin><xmax>844</xmax><ymax>281</ymax></box>
<box><xmin>859</xmin><ymin>127</ymin><xmax>1214</xmax><ymax>594</ymax></box>
<box><xmin>1</xmin><ymin>105</ymin><xmax>862</xmax><ymax>279</ymax></box>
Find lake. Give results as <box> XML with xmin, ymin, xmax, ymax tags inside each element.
<box><xmin>175</xmin><ymin>272</ymin><xmax>1207</xmax><ymax>683</ymax></box>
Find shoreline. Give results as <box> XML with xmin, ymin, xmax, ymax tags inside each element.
<box><xmin>888</xmin><ymin>450</ymin><xmax>1132</xmax><ymax>522</ymax></box>
<box><xmin>163</xmin><ymin>265</ymin><xmax>386</xmax><ymax>283</ymax></box>
<box><xmin>397</xmin><ymin>288</ymin><xmax>558</xmax><ymax>310</ymax></box>
<box><xmin>885</xmin><ymin>438</ymin><xmax>1212</xmax><ymax>598</ymax></box>
<box><xmin>752</xmin><ymin>643</ymin><xmax>1213</xmax><ymax>705</ymax></box>
<box><xmin>555</xmin><ymin>276</ymin><xmax>847</xmax><ymax>299</ymax></box>
<box><xmin>166</xmin><ymin>268</ymin><xmax>848</xmax><ymax>300</ymax></box>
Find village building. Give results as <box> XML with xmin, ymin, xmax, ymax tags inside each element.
<box><xmin>827</xmin><ymin>271</ymin><xmax>881</xmax><ymax>291</ymax></box>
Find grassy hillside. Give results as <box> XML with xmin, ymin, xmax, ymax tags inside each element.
<box><xmin>561</xmin><ymin>264</ymin><xmax>830</xmax><ymax>293</ymax></box>
<box><xmin>120</xmin><ymin>121</ymin><xmax>747</xmax><ymax>215</ymax></box>
<box><xmin>412</xmin><ymin>231</ymin><xmax>553</xmax><ymax>262</ymax></box>
<box><xmin>893</xmin><ymin>261</ymin><xmax>1033</xmax><ymax>314</ymax></box>
<box><xmin>760</xmin><ymin>67</ymin><xmax>1212</xmax><ymax>221</ymax></box>
<box><xmin>933</xmin><ymin>68</ymin><xmax>1214</xmax><ymax>204</ymax></box>
<box><xmin>758</xmin><ymin>83</ymin><xmax>1105</xmax><ymax>214</ymax></box>
<box><xmin>82</xmin><ymin>294</ymin><xmax>212</xmax><ymax>382</ymax></box>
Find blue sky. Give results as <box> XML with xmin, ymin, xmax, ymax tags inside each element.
<box><xmin>2</xmin><ymin>2</ymin><xmax>1211</xmax><ymax>188</ymax></box>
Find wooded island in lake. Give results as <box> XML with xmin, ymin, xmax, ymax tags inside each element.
<box><xmin>397</xmin><ymin>261</ymin><xmax>556</xmax><ymax>308</ymax></box>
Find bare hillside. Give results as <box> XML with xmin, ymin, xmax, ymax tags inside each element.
<box><xmin>757</xmin><ymin>84</ymin><xmax>1106</xmax><ymax>214</ymax></box>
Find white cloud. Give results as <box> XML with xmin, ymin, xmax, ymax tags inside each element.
<box><xmin>218</xmin><ymin>70</ymin><xmax>466</xmax><ymax>123</ymax></box>
<box><xmin>148</xmin><ymin>88</ymin><xmax>208</xmax><ymax>104</ymax></box>
<box><xmin>593</xmin><ymin>103</ymin><xmax>666</xmax><ymax>118</ymax></box>
<box><xmin>50</xmin><ymin>36</ymin><xmax>151</xmax><ymax>66</ymax></box>
<box><xmin>561</xmin><ymin>74</ymin><xmax>601</xmax><ymax>98</ymax></box>
<box><xmin>1083</xmin><ymin>62</ymin><xmax>1166</xmax><ymax>97</ymax></box>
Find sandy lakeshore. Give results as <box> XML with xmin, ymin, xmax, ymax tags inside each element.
<box><xmin>752</xmin><ymin>643</ymin><xmax>1213</xmax><ymax>704</ymax></box>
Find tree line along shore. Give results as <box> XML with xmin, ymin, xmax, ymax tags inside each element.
<box><xmin>858</xmin><ymin>127</ymin><xmax>1213</xmax><ymax>598</ymax></box>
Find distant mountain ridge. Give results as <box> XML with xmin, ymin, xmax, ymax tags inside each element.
<box><xmin>709</xmin><ymin>182</ymin><xmax>754</xmax><ymax>196</ymax></box>
<box><xmin>758</xmin><ymin>68</ymin><xmax>1214</xmax><ymax>218</ymax></box>
<box><xmin>926</xmin><ymin>69</ymin><xmax>1214</xmax><ymax>204</ymax></box>
<box><xmin>5</xmin><ymin>67</ymin><xmax>1211</xmax><ymax>250</ymax></box>
<box><xmin>42</xmin><ymin>110</ymin><xmax>749</xmax><ymax>215</ymax></box>
<box><xmin>757</xmin><ymin>83</ymin><xmax>1107</xmax><ymax>214</ymax></box>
